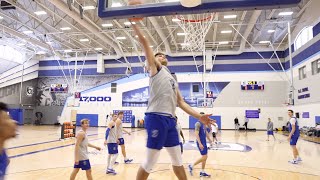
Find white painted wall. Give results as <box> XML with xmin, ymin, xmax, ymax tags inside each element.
<box><xmin>61</xmin><ymin>72</ymin><xmax>291</xmax><ymax>130</ymax></box>
<box><xmin>286</xmin><ymin>50</ymin><xmax>320</xmax><ymax>127</ymax></box>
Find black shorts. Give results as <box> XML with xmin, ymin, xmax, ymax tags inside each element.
<box><xmin>212</xmin><ymin>132</ymin><xmax>216</xmax><ymax>138</ymax></box>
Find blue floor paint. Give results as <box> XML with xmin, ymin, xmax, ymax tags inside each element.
<box><xmin>8</xmin><ymin>129</ymin><xmax>143</xmax><ymax>159</ymax></box>
<box><xmin>183</xmin><ymin>141</ymin><xmax>252</xmax><ymax>152</ymax></box>
<box><xmin>9</xmin><ymin>138</ymin><xmax>101</xmax><ymax>159</ymax></box>
<box><xmin>8</xmin><ymin>133</ymin><xmax>101</xmax><ymax>150</ymax></box>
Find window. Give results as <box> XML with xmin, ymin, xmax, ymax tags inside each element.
<box><xmin>299</xmin><ymin>66</ymin><xmax>307</xmax><ymax>80</ymax></box>
<box><xmin>294</xmin><ymin>26</ymin><xmax>313</xmax><ymax>51</ymax></box>
<box><xmin>111</xmin><ymin>83</ymin><xmax>117</xmax><ymax>93</ymax></box>
<box><xmin>312</xmin><ymin>59</ymin><xmax>320</xmax><ymax>75</ymax></box>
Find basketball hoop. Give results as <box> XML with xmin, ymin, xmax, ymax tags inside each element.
<box><xmin>176</xmin><ymin>13</ymin><xmax>216</xmax><ymax>52</ymax></box>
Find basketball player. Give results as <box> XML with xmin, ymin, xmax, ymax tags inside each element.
<box><xmin>131</xmin><ymin>16</ymin><xmax>214</xmax><ymax>180</ymax></box>
<box><xmin>211</xmin><ymin>122</ymin><xmax>219</xmax><ymax>145</ymax></box>
<box><xmin>287</xmin><ymin>110</ymin><xmax>302</xmax><ymax>164</ymax></box>
<box><xmin>70</xmin><ymin>119</ymin><xmax>101</xmax><ymax>180</ymax></box>
<box><xmin>243</xmin><ymin>116</ymin><xmax>249</xmax><ymax>130</ymax></box>
<box><xmin>104</xmin><ymin>114</ymin><xmax>119</xmax><ymax>175</ymax></box>
<box><xmin>175</xmin><ymin>116</ymin><xmax>185</xmax><ymax>154</ymax></box>
<box><xmin>266</xmin><ymin>118</ymin><xmax>276</xmax><ymax>141</ymax></box>
<box><xmin>188</xmin><ymin>119</ymin><xmax>211</xmax><ymax>177</ymax></box>
<box><xmin>0</xmin><ymin>102</ymin><xmax>17</xmax><ymax>179</ymax></box>
<box><xmin>116</xmin><ymin>111</ymin><xmax>133</xmax><ymax>163</ymax></box>
<box><xmin>234</xmin><ymin>117</ymin><xmax>240</xmax><ymax>130</ymax></box>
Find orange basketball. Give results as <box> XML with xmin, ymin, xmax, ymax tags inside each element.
<box><xmin>128</xmin><ymin>0</ymin><xmax>144</xmax><ymax>22</ymax></box>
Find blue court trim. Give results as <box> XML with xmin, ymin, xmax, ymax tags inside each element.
<box><xmin>8</xmin><ymin>129</ymin><xmax>143</xmax><ymax>159</ymax></box>
<box><xmin>280</xmin><ymin>133</ymin><xmax>320</xmax><ymax>144</ymax></box>
<box><xmin>7</xmin><ymin>140</ymin><xmax>59</xmax><ymax>150</ymax></box>
<box><xmin>7</xmin><ymin>133</ymin><xmax>100</xmax><ymax>150</ymax></box>
<box><xmin>8</xmin><ymin>137</ymin><xmax>101</xmax><ymax>159</ymax></box>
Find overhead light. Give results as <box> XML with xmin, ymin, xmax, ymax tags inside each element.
<box><xmin>124</xmin><ymin>21</ymin><xmax>135</xmax><ymax>25</ymax></box>
<box><xmin>267</xmin><ymin>30</ymin><xmax>275</xmax><ymax>33</ymax></box>
<box><xmin>36</xmin><ymin>51</ymin><xmax>46</xmax><ymax>55</ymax></box>
<box><xmin>64</xmin><ymin>49</ymin><xmax>72</xmax><ymax>53</ymax></box>
<box><xmin>149</xmin><ymin>46</ymin><xmax>154</xmax><ymax>48</ymax></box>
<box><xmin>102</xmin><ymin>23</ymin><xmax>113</xmax><ymax>27</ymax></box>
<box><xmin>224</xmin><ymin>15</ymin><xmax>237</xmax><ymax>19</ymax></box>
<box><xmin>259</xmin><ymin>41</ymin><xmax>271</xmax><ymax>44</ymax></box>
<box><xmin>181</xmin><ymin>43</ymin><xmax>190</xmax><ymax>46</ymax></box>
<box><xmin>46</xmin><ymin>41</ymin><xmax>53</xmax><ymax>44</ymax></box>
<box><xmin>177</xmin><ymin>32</ymin><xmax>188</xmax><ymax>36</ymax></box>
<box><xmin>135</xmin><ymin>35</ymin><xmax>145</xmax><ymax>38</ymax></box>
<box><xmin>79</xmin><ymin>38</ymin><xmax>89</xmax><ymax>42</ymax></box>
<box><xmin>23</xmin><ymin>30</ymin><xmax>33</xmax><ymax>34</ymax></box>
<box><xmin>82</xmin><ymin>6</ymin><xmax>96</xmax><ymax>10</ymax></box>
<box><xmin>60</xmin><ymin>27</ymin><xmax>71</xmax><ymax>31</ymax></box>
<box><xmin>17</xmin><ymin>43</ymin><xmax>26</xmax><ymax>46</ymax></box>
<box><xmin>172</xmin><ymin>18</ymin><xmax>181</xmax><ymax>22</ymax></box>
<box><xmin>279</xmin><ymin>12</ymin><xmax>293</xmax><ymax>16</ymax></box>
<box><xmin>219</xmin><ymin>41</ymin><xmax>229</xmax><ymax>45</ymax></box>
<box><xmin>94</xmin><ymin>48</ymin><xmax>103</xmax><ymax>51</ymax></box>
<box><xmin>112</xmin><ymin>3</ymin><xmax>122</xmax><ymax>7</ymax></box>
<box><xmin>34</xmin><ymin>11</ymin><xmax>47</xmax><ymax>15</ymax></box>
<box><xmin>116</xmin><ymin>36</ymin><xmax>126</xmax><ymax>40</ymax></box>
<box><xmin>0</xmin><ymin>16</ymin><xmax>4</xmax><ymax>19</ymax></box>
<box><xmin>221</xmin><ymin>30</ymin><xmax>232</xmax><ymax>34</ymax></box>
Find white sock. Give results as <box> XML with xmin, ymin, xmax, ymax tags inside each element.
<box><xmin>201</xmin><ymin>169</ymin><xmax>205</xmax><ymax>173</ymax></box>
<box><xmin>110</xmin><ymin>154</ymin><xmax>118</xmax><ymax>169</ymax></box>
<box><xmin>107</xmin><ymin>154</ymin><xmax>112</xmax><ymax>169</ymax></box>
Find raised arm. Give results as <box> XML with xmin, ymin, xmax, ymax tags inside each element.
<box><xmin>176</xmin><ymin>89</ymin><xmax>214</xmax><ymax>125</ymax></box>
<box><xmin>131</xmin><ymin>24</ymin><xmax>160</xmax><ymax>76</ymax></box>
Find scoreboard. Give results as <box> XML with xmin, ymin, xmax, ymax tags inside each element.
<box><xmin>241</xmin><ymin>81</ymin><xmax>264</xmax><ymax>90</ymax></box>
<box><xmin>50</xmin><ymin>84</ymin><xmax>68</xmax><ymax>93</ymax></box>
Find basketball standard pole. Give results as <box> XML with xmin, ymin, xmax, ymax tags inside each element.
<box><xmin>74</xmin><ymin>52</ymin><xmax>78</xmax><ymax>94</ymax></box>
<box><xmin>203</xmin><ymin>44</ymin><xmax>207</xmax><ymax>103</ymax></box>
<box><xmin>288</xmin><ymin>22</ymin><xmax>294</xmax><ymax>105</ymax></box>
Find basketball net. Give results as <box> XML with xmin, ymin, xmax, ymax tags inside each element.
<box><xmin>176</xmin><ymin>13</ymin><xmax>216</xmax><ymax>52</ymax></box>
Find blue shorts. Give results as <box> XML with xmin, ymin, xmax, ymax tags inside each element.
<box><xmin>107</xmin><ymin>143</ymin><xmax>118</xmax><ymax>154</ymax></box>
<box><xmin>145</xmin><ymin>113</ymin><xmax>179</xmax><ymax>150</ymax></box>
<box><xmin>74</xmin><ymin>159</ymin><xmax>91</xmax><ymax>170</ymax></box>
<box><xmin>179</xmin><ymin>142</ymin><xmax>183</xmax><ymax>154</ymax></box>
<box><xmin>118</xmin><ymin>138</ymin><xmax>125</xmax><ymax>145</ymax></box>
<box><xmin>290</xmin><ymin>136</ymin><xmax>299</xmax><ymax>145</ymax></box>
<box><xmin>196</xmin><ymin>142</ymin><xmax>208</xmax><ymax>155</ymax></box>
<box><xmin>267</xmin><ymin>131</ymin><xmax>274</xmax><ymax>135</ymax></box>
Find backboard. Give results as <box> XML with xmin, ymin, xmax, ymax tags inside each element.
<box><xmin>98</xmin><ymin>0</ymin><xmax>302</xmax><ymax>19</ymax></box>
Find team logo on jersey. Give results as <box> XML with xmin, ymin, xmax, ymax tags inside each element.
<box><xmin>151</xmin><ymin>130</ymin><xmax>159</xmax><ymax>138</ymax></box>
<box><xmin>170</xmin><ymin>79</ymin><xmax>176</xmax><ymax>90</ymax></box>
